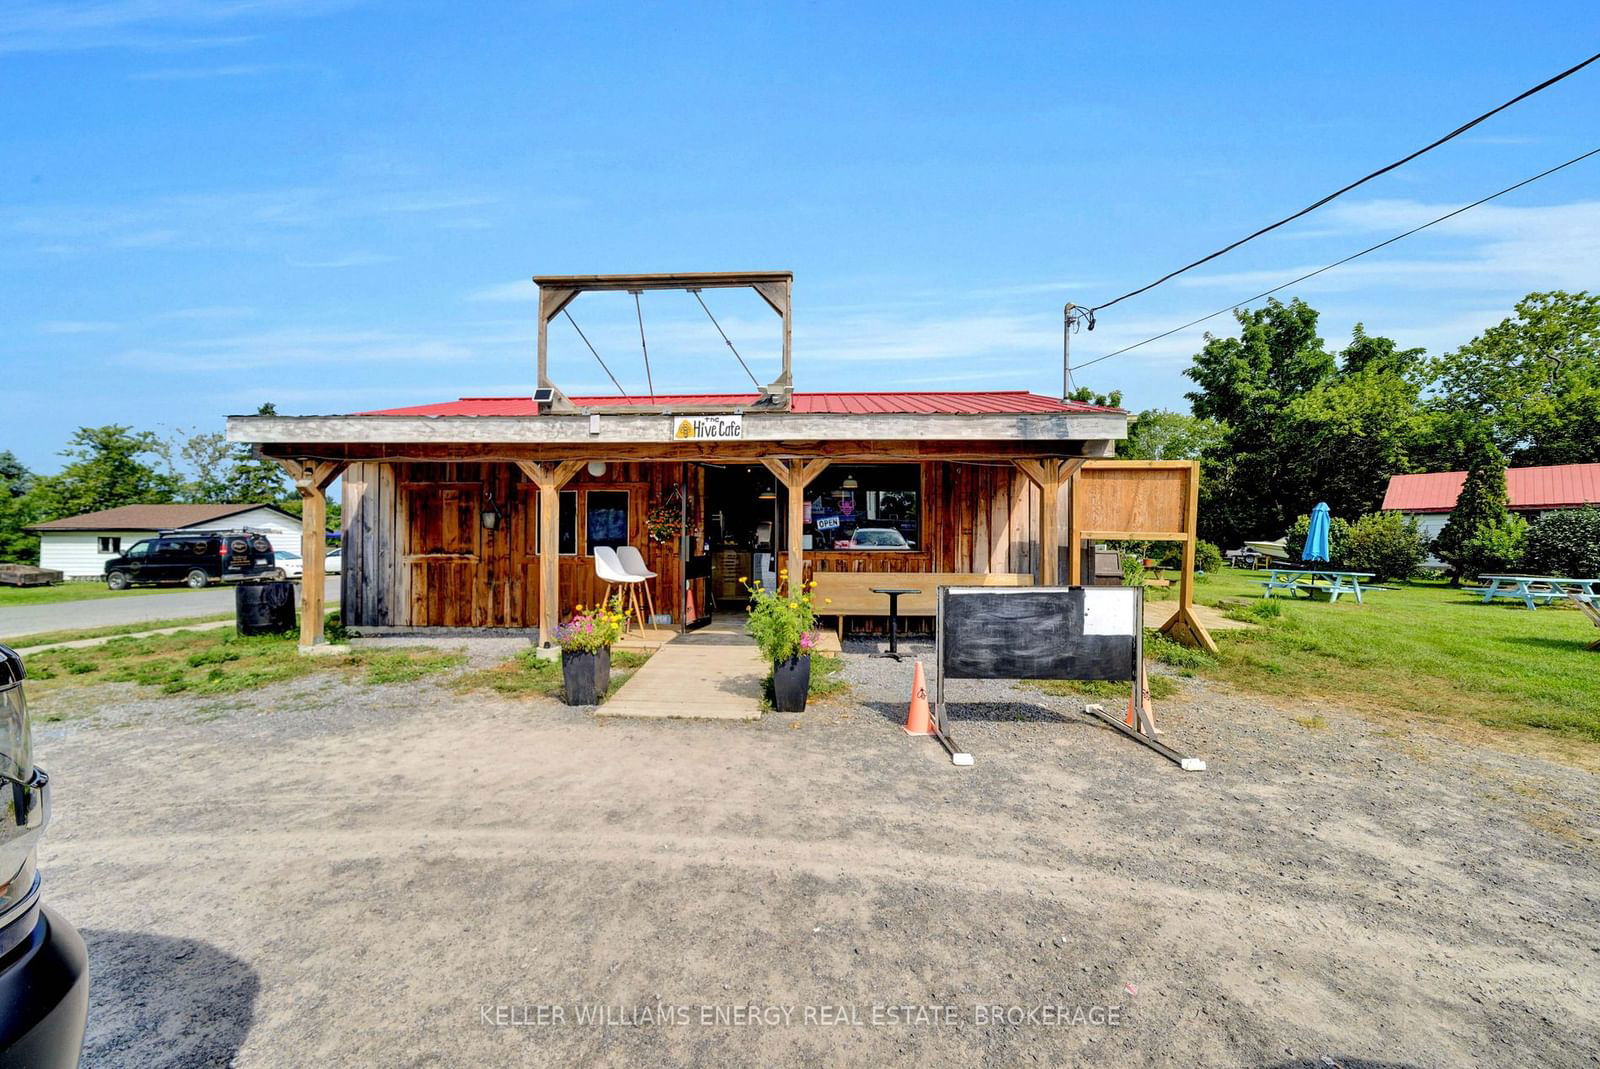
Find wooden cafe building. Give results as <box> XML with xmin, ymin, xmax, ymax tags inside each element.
<box><xmin>227</xmin><ymin>272</ymin><xmax>1213</xmax><ymax>653</ymax></box>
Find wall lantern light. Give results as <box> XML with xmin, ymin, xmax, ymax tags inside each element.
<box><xmin>587</xmin><ymin>460</ymin><xmax>608</xmax><ymax>477</ymax></box>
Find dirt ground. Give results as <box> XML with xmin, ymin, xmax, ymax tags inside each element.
<box><xmin>29</xmin><ymin>646</ymin><xmax>1600</xmax><ymax>1068</ymax></box>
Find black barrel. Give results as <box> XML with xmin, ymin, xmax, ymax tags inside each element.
<box><xmin>235</xmin><ymin>581</ymin><xmax>297</xmax><ymax>635</ymax></box>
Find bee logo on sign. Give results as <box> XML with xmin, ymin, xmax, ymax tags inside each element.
<box><xmin>669</xmin><ymin>414</ymin><xmax>743</xmax><ymax>441</ymax></box>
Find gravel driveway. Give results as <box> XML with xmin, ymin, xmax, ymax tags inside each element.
<box><xmin>0</xmin><ymin>578</ymin><xmax>339</xmax><ymax>639</ymax></box>
<box><xmin>29</xmin><ymin>642</ymin><xmax>1600</xmax><ymax>1067</ymax></box>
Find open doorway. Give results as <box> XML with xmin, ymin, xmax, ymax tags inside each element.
<box><xmin>700</xmin><ymin>464</ymin><xmax>781</xmax><ymax>610</ymax></box>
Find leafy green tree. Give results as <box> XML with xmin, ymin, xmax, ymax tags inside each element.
<box><xmin>1067</xmin><ymin>386</ymin><xmax>1123</xmax><ymax>408</ymax></box>
<box><xmin>1456</xmin><ymin>515</ymin><xmax>1528</xmax><ymax>581</ymax></box>
<box><xmin>1186</xmin><ymin>299</ymin><xmax>1336</xmax><ymax>545</ymax></box>
<box><xmin>1119</xmin><ymin>409</ymin><xmax>1226</xmax><ymax>460</ymax></box>
<box><xmin>1280</xmin><ymin>357</ymin><xmax>1423</xmax><ymax>521</ymax></box>
<box><xmin>0</xmin><ymin>450</ymin><xmax>38</xmax><ymax>563</ymax></box>
<box><xmin>1429</xmin><ymin>291</ymin><xmax>1600</xmax><ymax>465</ymax></box>
<box><xmin>1185</xmin><ymin>302</ymin><xmax>1428</xmax><ymax>546</ymax></box>
<box><xmin>27</xmin><ymin>426</ymin><xmax>179</xmax><ymax>522</ymax></box>
<box><xmin>1433</xmin><ymin>430</ymin><xmax>1511</xmax><ymax>582</ymax></box>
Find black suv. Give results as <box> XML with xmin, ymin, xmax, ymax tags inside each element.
<box><xmin>0</xmin><ymin>646</ymin><xmax>88</xmax><ymax>1066</ymax></box>
<box><xmin>104</xmin><ymin>529</ymin><xmax>277</xmax><ymax>590</ymax></box>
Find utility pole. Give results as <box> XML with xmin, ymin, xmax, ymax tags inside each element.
<box><xmin>1062</xmin><ymin>302</ymin><xmax>1076</xmax><ymax>400</ymax></box>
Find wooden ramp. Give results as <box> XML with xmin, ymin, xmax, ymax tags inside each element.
<box><xmin>602</xmin><ymin>617</ymin><xmax>767</xmax><ymax>720</ymax></box>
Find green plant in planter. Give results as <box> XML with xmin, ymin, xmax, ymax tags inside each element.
<box><xmin>743</xmin><ymin>574</ymin><xmax>819</xmax><ymax>661</ymax></box>
<box><xmin>553</xmin><ymin>595</ymin><xmax>625</xmax><ymax>653</ymax></box>
<box><xmin>553</xmin><ymin>594</ymin><xmax>626</xmax><ymax>705</ymax></box>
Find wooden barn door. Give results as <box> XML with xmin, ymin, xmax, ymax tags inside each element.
<box><xmin>402</xmin><ymin>480</ymin><xmax>483</xmax><ymax>627</ymax></box>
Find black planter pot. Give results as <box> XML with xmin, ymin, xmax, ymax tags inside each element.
<box><xmin>562</xmin><ymin>648</ymin><xmax>611</xmax><ymax>705</ymax></box>
<box><xmin>771</xmin><ymin>654</ymin><xmax>810</xmax><ymax>712</ymax></box>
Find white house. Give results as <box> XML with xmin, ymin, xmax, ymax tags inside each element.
<box><xmin>1382</xmin><ymin>462</ymin><xmax>1600</xmax><ymax>561</ymax></box>
<box><xmin>27</xmin><ymin>503</ymin><xmax>303</xmax><ymax>580</ymax></box>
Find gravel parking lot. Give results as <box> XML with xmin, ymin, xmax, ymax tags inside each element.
<box><xmin>30</xmin><ymin>639</ymin><xmax>1600</xmax><ymax>1067</ymax></box>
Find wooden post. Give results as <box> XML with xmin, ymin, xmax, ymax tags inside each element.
<box><xmin>1156</xmin><ymin>460</ymin><xmax>1219</xmax><ymax>654</ymax></box>
<box><xmin>277</xmin><ymin>460</ymin><xmax>346</xmax><ymax>650</ymax></box>
<box><xmin>1013</xmin><ymin>458</ymin><xmax>1086</xmax><ymax>586</ymax></box>
<box><xmin>759</xmin><ymin>458</ymin><xmax>829</xmax><ymax>594</ymax></box>
<box><xmin>515</xmin><ymin>460</ymin><xmax>585</xmax><ymax>645</ymax></box>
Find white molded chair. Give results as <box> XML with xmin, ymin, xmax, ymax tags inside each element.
<box><xmin>593</xmin><ymin>546</ymin><xmax>649</xmax><ymax>636</ymax></box>
<box><xmin>615</xmin><ymin>545</ymin><xmax>659</xmax><ymax>628</ymax></box>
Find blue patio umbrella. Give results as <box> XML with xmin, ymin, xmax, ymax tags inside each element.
<box><xmin>1302</xmin><ymin>502</ymin><xmax>1331</xmax><ymax>563</ymax></box>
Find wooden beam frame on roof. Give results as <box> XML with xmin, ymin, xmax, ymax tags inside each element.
<box><xmin>534</xmin><ymin>271</ymin><xmax>794</xmax><ymax>413</ymax></box>
<box><xmin>245</xmin><ymin>438</ymin><xmax>1116</xmax><ymax>465</ymax></box>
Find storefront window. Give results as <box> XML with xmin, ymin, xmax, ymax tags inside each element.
<box><xmin>804</xmin><ymin>465</ymin><xmax>920</xmax><ymax>550</ymax></box>
<box><xmin>586</xmin><ymin>490</ymin><xmax>630</xmax><ymax>553</ymax></box>
<box><xmin>534</xmin><ymin>491</ymin><xmax>578</xmax><ymax>555</ymax></box>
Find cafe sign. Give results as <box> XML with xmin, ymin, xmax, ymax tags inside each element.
<box><xmin>670</xmin><ymin>414</ymin><xmax>743</xmax><ymax>441</ymax></box>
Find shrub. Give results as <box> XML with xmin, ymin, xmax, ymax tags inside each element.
<box><xmin>1194</xmin><ymin>540</ymin><xmax>1223</xmax><ymax>574</ymax></box>
<box><xmin>1342</xmin><ymin>512</ymin><xmax>1428</xmax><ymax>582</ymax></box>
<box><xmin>1284</xmin><ymin>513</ymin><xmax>1353</xmax><ymax>565</ymax></box>
<box><xmin>1119</xmin><ymin>554</ymin><xmax>1146</xmax><ymax>587</ymax></box>
<box><xmin>1523</xmin><ymin>506</ymin><xmax>1600</xmax><ymax>577</ymax></box>
<box><xmin>1456</xmin><ymin>515</ymin><xmax>1528</xmax><ymax>581</ymax></box>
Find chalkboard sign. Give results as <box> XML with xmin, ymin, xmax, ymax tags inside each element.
<box><xmin>937</xmin><ymin>586</ymin><xmax>1138</xmax><ymax>683</ymax></box>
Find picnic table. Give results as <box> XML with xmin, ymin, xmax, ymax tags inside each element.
<box><xmin>1567</xmin><ymin>590</ymin><xmax>1600</xmax><ymax>649</ymax></box>
<box><xmin>1255</xmin><ymin>567</ymin><xmax>1376</xmax><ymax>604</ymax></box>
<box><xmin>1471</xmin><ymin>575</ymin><xmax>1600</xmax><ymax>611</ymax></box>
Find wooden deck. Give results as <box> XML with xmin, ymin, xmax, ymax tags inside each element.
<box><xmin>603</xmin><ymin>616</ymin><xmax>769</xmax><ymax>720</ymax></box>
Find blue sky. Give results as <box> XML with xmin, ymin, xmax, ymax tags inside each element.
<box><xmin>4</xmin><ymin>1</ymin><xmax>1599</xmax><ymax>473</ymax></box>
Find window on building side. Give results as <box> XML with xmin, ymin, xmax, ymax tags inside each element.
<box><xmin>803</xmin><ymin>465</ymin><xmax>920</xmax><ymax>550</ymax></box>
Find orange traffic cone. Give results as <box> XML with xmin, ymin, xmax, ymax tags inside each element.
<box><xmin>904</xmin><ymin>659</ymin><xmax>934</xmax><ymax>736</ymax></box>
<box><xmin>684</xmin><ymin>586</ymin><xmax>697</xmax><ymax>624</ymax></box>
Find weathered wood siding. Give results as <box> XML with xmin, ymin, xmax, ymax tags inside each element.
<box><xmin>341</xmin><ymin>461</ymin><xmax>682</xmax><ymax>628</ymax></box>
<box><xmin>342</xmin><ymin>459</ymin><xmax>1064</xmax><ymax>628</ymax></box>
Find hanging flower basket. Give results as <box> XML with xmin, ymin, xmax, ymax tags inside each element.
<box><xmin>645</xmin><ymin>503</ymin><xmax>684</xmax><ymax>544</ymax></box>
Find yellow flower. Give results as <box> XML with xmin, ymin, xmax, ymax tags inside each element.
<box><xmin>738</xmin><ymin>576</ymin><xmax>748</xmax><ymax>583</ymax></box>
<box><xmin>788</xmin><ymin>601</ymin><xmax>798</xmax><ymax>609</ymax></box>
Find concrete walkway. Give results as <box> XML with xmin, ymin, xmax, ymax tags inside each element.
<box><xmin>602</xmin><ymin>616</ymin><xmax>767</xmax><ymax>720</ymax></box>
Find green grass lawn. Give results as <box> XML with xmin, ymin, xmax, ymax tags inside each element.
<box><xmin>4</xmin><ymin>614</ymin><xmax>236</xmax><ymax>649</ymax></box>
<box><xmin>1182</xmin><ymin>568</ymin><xmax>1600</xmax><ymax>747</ymax></box>
<box><xmin>0</xmin><ymin>583</ymin><xmax>196</xmax><ymax>607</ymax></box>
<box><xmin>454</xmin><ymin>648</ymin><xmax>652</xmax><ymax>703</ymax></box>
<box><xmin>22</xmin><ymin>627</ymin><xmax>463</xmax><ymax>709</ymax></box>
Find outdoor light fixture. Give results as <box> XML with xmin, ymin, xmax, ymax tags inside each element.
<box><xmin>587</xmin><ymin>460</ymin><xmax>607</xmax><ymax>477</ymax></box>
<box><xmin>481</xmin><ymin>489</ymin><xmax>504</xmax><ymax>531</ymax></box>
<box><xmin>841</xmin><ymin>474</ymin><xmax>859</xmax><ymax>490</ymax></box>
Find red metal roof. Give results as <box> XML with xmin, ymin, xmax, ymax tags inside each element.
<box><xmin>1382</xmin><ymin>463</ymin><xmax>1600</xmax><ymax>513</ymax></box>
<box><xmin>357</xmin><ymin>391</ymin><xmax>1120</xmax><ymax>418</ymax></box>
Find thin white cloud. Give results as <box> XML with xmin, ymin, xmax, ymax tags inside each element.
<box><xmin>468</xmin><ymin>280</ymin><xmax>536</xmax><ymax>302</ymax></box>
<box><xmin>1176</xmin><ymin>198</ymin><xmax>1600</xmax><ymax>294</ymax></box>
<box><xmin>3</xmin><ymin>185</ymin><xmax>498</xmax><ymax>251</ymax></box>
<box><xmin>0</xmin><ymin>0</ymin><xmax>353</xmax><ymax>54</ymax></box>
<box><xmin>37</xmin><ymin>319</ymin><xmax>120</xmax><ymax>334</ymax></box>
<box><xmin>130</xmin><ymin>62</ymin><xmax>288</xmax><ymax>80</ymax></box>
<box><xmin>110</xmin><ymin>327</ymin><xmax>481</xmax><ymax>371</ymax></box>
<box><xmin>286</xmin><ymin>251</ymin><xmax>396</xmax><ymax>268</ymax></box>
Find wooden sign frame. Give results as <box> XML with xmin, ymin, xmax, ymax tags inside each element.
<box><xmin>1067</xmin><ymin>459</ymin><xmax>1217</xmax><ymax>654</ymax></box>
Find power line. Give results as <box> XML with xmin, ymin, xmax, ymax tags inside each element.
<box><xmin>1088</xmin><ymin>49</ymin><xmax>1600</xmax><ymax>315</ymax></box>
<box><xmin>560</xmin><ymin>309</ymin><xmax>630</xmax><ymax>398</ymax></box>
<box><xmin>1073</xmin><ymin>145</ymin><xmax>1600</xmax><ymax>372</ymax></box>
